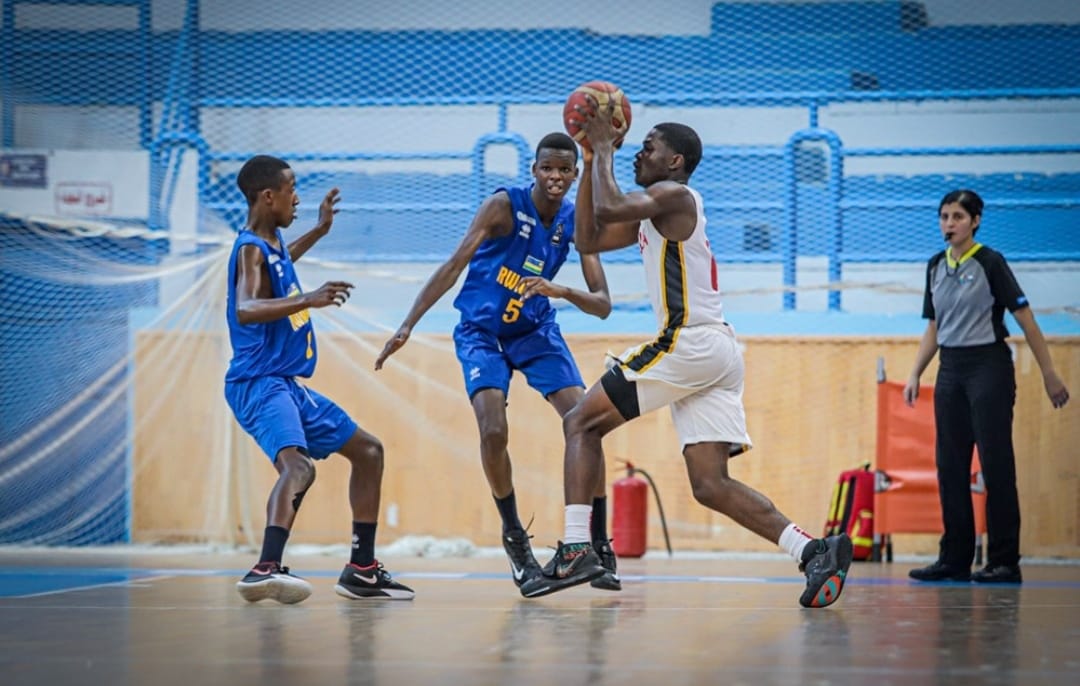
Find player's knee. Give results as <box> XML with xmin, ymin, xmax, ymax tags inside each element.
<box><xmin>562</xmin><ymin>405</ymin><xmax>598</xmax><ymax>439</ymax></box>
<box><xmin>280</xmin><ymin>452</ymin><xmax>317</xmax><ymax>490</ymax></box>
<box><xmin>348</xmin><ymin>435</ymin><xmax>384</xmax><ymax>472</ymax></box>
<box><xmin>690</xmin><ymin>474</ymin><xmax>732</xmax><ymax>509</ymax></box>
<box><xmin>477</xmin><ymin>421</ymin><xmax>509</xmax><ymax>454</ymax></box>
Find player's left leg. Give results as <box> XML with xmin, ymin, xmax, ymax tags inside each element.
<box><xmin>671</xmin><ymin>327</ymin><xmax>849</xmax><ymax>608</ymax></box>
<box><xmin>547</xmin><ymin>386</ymin><xmax>620</xmax><ymax>592</ymax></box>
<box><xmin>512</xmin><ymin>323</ymin><xmax>622</xmax><ymax>591</ymax></box>
<box><xmin>519</xmin><ymin>376</ymin><xmax>626</xmax><ymax>598</ymax></box>
<box><xmin>300</xmin><ymin>386</ymin><xmax>414</xmax><ymax>600</ymax></box>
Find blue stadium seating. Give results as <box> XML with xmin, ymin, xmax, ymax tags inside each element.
<box><xmin>8</xmin><ymin>4</ymin><xmax>1080</xmax><ymax>105</ymax></box>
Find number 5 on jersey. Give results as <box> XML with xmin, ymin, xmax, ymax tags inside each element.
<box><xmin>502</xmin><ymin>298</ymin><xmax>523</xmax><ymax>323</ymax></box>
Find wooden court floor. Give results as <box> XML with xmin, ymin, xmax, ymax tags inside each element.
<box><xmin>1</xmin><ymin>548</ymin><xmax>1078</xmax><ymax>686</ymax></box>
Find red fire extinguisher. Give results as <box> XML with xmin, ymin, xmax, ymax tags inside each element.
<box><xmin>611</xmin><ymin>461</ymin><xmax>672</xmax><ymax>558</ymax></box>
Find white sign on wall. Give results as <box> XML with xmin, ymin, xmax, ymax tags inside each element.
<box><xmin>0</xmin><ymin>150</ymin><xmax>149</xmax><ymax>220</ymax></box>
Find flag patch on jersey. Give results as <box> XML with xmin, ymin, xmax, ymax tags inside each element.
<box><xmin>522</xmin><ymin>255</ymin><xmax>544</xmax><ymax>275</ymax></box>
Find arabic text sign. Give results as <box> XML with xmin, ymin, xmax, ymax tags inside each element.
<box><xmin>55</xmin><ymin>182</ymin><xmax>113</xmax><ymax>216</ymax></box>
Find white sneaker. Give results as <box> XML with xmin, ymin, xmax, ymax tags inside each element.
<box><xmin>236</xmin><ymin>562</ymin><xmax>312</xmax><ymax>604</ymax></box>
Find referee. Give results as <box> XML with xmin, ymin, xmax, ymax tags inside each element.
<box><xmin>904</xmin><ymin>189</ymin><xmax>1070</xmax><ymax>584</ymax></box>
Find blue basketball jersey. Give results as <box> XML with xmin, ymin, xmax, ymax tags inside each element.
<box><xmin>452</xmin><ymin>185</ymin><xmax>576</xmax><ymax>337</ymax></box>
<box><xmin>225</xmin><ymin>230</ymin><xmax>317</xmax><ymax>382</ymax></box>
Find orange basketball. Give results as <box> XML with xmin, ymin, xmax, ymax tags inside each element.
<box><xmin>563</xmin><ymin>81</ymin><xmax>632</xmax><ymax>151</ymax></box>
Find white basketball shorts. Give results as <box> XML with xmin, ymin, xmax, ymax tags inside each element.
<box><xmin>603</xmin><ymin>322</ymin><xmax>752</xmax><ymax>452</ymax></box>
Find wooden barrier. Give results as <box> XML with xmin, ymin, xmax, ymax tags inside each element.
<box><xmin>132</xmin><ymin>332</ymin><xmax>1080</xmax><ymax>558</ymax></box>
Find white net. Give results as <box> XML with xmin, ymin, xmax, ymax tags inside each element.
<box><xmin>1</xmin><ymin>0</ymin><xmax>1078</xmax><ymax>548</ymax></box>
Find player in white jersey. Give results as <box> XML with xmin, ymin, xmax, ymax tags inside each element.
<box><xmin>520</xmin><ymin>98</ymin><xmax>853</xmax><ymax>609</ymax></box>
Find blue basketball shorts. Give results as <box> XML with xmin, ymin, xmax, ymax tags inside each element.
<box><xmin>452</xmin><ymin>318</ymin><xmax>584</xmax><ymax>400</ymax></box>
<box><xmin>224</xmin><ymin>376</ymin><xmax>358</xmax><ymax>462</ymax></box>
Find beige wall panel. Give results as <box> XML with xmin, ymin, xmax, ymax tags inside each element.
<box><xmin>132</xmin><ymin>332</ymin><xmax>1080</xmax><ymax>559</ymax></box>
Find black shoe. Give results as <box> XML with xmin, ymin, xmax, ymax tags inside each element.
<box><xmin>908</xmin><ymin>560</ymin><xmax>972</xmax><ymax>582</ymax></box>
<box><xmin>521</xmin><ymin>541</ymin><xmax>606</xmax><ymax>598</ymax></box>
<box><xmin>971</xmin><ymin>564</ymin><xmax>1022</xmax><ymax>584</ymax></box>
<box><xmin>590</xmin><ymin>539</ymin><xmax>622</xmax><ymax>591</ymax></box>
<box><xmin>503</xmin><ymin>528</ymin><xmax>543</xmax><ymax>589</ymax></box>
<box><xmin>334</xmin><ymin>561</ymin><xmax>415</xmax><ymax>600</ymax></box>
<box><xmin>236</xmin><ymin>562</ymin><xmax>312</xmax><ymax>604</ymax></box>
<box><xmin>799</xmin><ymin>534</ymin><xmax>853</xmax><ymax>608</ymax></box>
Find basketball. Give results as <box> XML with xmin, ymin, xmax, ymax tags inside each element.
<box><xmin>563</xmin><ymin>81</ymin><xmax>632</xmax><ymax>151</ymax></box>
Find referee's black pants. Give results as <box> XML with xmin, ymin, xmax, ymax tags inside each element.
<box><xmin>934</xmin><ymin>342</ymin><xmax>1020</xmax><ymax>570</ymax></box>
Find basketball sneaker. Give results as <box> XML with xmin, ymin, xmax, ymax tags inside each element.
<box><xmin>236</xmin><ymin>562</ymin><xmax>312</xmax><ymax>604</ymax></box>
<box><xmin>503</xmin><ymin>528</ymin><xmax>543</xmax><ymax>589</ymax></box>
<box><xmin>799</xmin><ymin>534</ymin><xmax>853</xmax><ymax>608</ymax></box>
<box><xmin>521</xmin><ymin>540</ymin><xmax>606</xmax><ymax>598</ymax></box>
<box><xmin>590</xmin><ymin>539</ymin><xmax>622</xmax><ymax>591</ymax></box>
<box><xmin>334</xmin><ymin>561</ymin><xmax>415</xmax><ymax>600</ymax></box>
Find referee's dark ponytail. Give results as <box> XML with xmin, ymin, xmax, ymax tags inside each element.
<box><xmin>939</xmin><ymin>189</ymin><xmax>984</xmax><ymax>234</ymax></box>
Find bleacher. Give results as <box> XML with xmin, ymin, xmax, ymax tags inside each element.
<box><xmin>3</xmin><ymin>0</ymin><xmax>1078</xmax><ymax>267</ymax></box>
<box><xmin>8</xmin><ymin>2</ymin><xmax>1080</xmax><ymax>104</ymax></box>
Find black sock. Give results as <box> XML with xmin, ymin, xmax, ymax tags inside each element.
<box><xmin>494</xmin><ymin>491</ymin><xmax>523</xmax><ymax>533</ymax></box>
<box><xmin>591</xmin><ymin>496</ymin><xmax>608</xmax><ymax>542</ymax></box>
<box><xmin>259</xmin><ymin>526</ymin><xmax>290</xmax><ymax>565</ymax></box>
<box><xmin>350</xmin><ymin>521</ymin><xmax>377</xmax><ymax>567</ymax></box>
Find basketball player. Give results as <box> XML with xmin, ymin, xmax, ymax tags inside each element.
<box><xmin>520</xmin><ymin>100</ymin><xmax>853</xmax><ymax>608</ymax></box>
<box><xmin>374</xmin><ymin>133</ymin><xmax>621</xmax><ymax>595</ymax></box>
<box><xmin>226</xmin><ymin>155</ymin><xmax>413</xmax><ymax>603</ymax></box>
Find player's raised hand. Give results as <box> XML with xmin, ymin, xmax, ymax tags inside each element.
<box><xmin>307</xmin><ymin>280</ymin><xmax>353</xmax><ymax>308</ymax></box>
<box><xmin>316</xmin><ymin>187</ymin><xmax>341</xmax><ymax>232</ymax></box>
<box><xmin>521</xmin><ymin>276</ymin><xmax>567</xmax><ymax>301</ymax></box>
<box><xmin>375</xmin><ymin>325</ymin><xmax>412</xmax><ymax>370</ymax></box>
<box><xmin>578</xmin><ymin>95</ymin><xmax>626</xmax><ymax>150</ymax></box>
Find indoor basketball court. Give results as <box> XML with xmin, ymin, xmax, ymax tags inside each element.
<box><xmin>3</xmin><ymin>1</ymin><xmax>1080</xmax><ymax>685</ymax></box>
<box><xmin>2</xmin><ymin>548</ymin><xmax>1078</xmax><ymax>685</ymax></box>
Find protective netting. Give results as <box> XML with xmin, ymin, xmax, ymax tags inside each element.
<box><xmin>1</xmin><ymin>0</ymin><xmax>1078</xmax><ymax>546</ymax></box>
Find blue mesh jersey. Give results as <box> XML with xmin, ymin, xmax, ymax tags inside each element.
<box><xmin>452</xmin><ymin>185</ymin><xmax>575</xmax><ymax>337</ymax></box>
<box><xmin>225</xmin><ymin>230</ymin><xmax>317</xmax><ymax>382</ymax></box>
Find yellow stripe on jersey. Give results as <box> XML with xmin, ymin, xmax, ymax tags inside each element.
<box><xmin>625</xmin><ymin>239</ymin><xmax>688</xmax><ymax>373</ymax></box>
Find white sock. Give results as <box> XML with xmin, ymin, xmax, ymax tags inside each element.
<box><xmin>778</xmin><ymin>523</ymin><xmax>815</xmax><ymax>562</ymax></box>
<box><xmin>564</xmin><ymin>505</ymin><xmax>592</xmax><ymax>544</ymax></box>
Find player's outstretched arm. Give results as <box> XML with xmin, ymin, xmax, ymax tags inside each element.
<box><xmin>519</xmin><ymin>264</ymin><xmax>612</xmax><ymax>321</ymax></box>
<box><xmin>288</xmin><ymin>187</ymin><xmax>341</xmax><ymax>262</ymax></box>
<box><xmin>374</xmin><ymin>192</ymin><xmax>512</xmax><ymax>370</ymax></box>
<box><xmin>234</xmin><ymin>244</ymin><xmax>353</xmax><ymax>324</ymax></box>
<box><xmin>520</xmin><ymin>251</ymin><xmax>611</xmax><ymax>319</ymax></box>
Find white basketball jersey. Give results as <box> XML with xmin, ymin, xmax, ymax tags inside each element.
<box><xmin>638</xmin><ymin>185</ymin><xmax>725</xmax><ymax>332</ymax></box>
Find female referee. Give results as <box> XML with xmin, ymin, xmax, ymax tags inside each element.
<box><xmin>905</xmin><ymin>189</ymin><xmax>1069</xmax><ymax>585</ymax></box>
